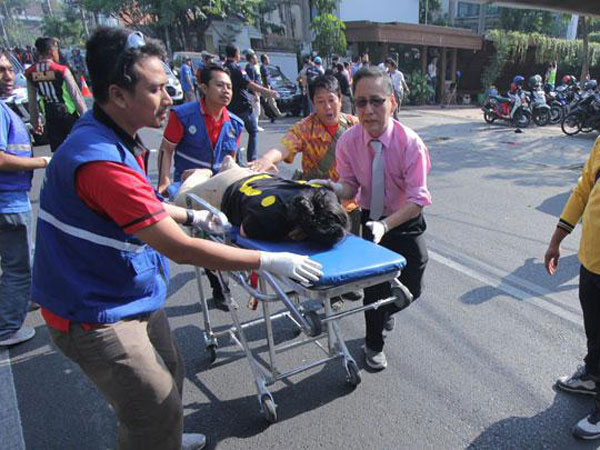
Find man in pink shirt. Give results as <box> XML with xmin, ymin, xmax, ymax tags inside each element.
<box><xmin>316</xmin><ymin>66</ymin><xmax>431</xmax><ymax>370</ymax></box>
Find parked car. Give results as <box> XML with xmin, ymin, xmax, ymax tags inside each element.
<box><xmin>263</xmin><ymin>65</ymin><xmax>302</xmax><ymax>116</ymax></box>
<box><xmin>163</xmin><ymin>62</ymin><xmax>183</xmax><ymax>104</ymax></box>
<box><xmin>171</xmin><ymin>51</ymin><xmax>206</xmax><ymax>75</ymax></box>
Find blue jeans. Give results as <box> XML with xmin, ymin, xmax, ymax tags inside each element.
<box><xmin>0</xmin><ymin>211</ymin><xmax>32</xmax><ymax>339</ymax></box>
<box><xmin>239</xmin><ymin>110</ymin><xmax>258</xmax><ymax>163</ymax></box>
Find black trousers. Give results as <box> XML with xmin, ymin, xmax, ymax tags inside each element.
<box><xmin>580</xmin><ymin>266</ymin><xmax>600</xmax><ymax>377</ymax></box>
<box><xmin>362</xmin><ymin>211</ymin><xmax>428</xmax><ymax>352</ymax></box>
<box><xmin>46</xmin><ymin>104</ymin><xmax>78</xmax><ymax>152</ymax></box>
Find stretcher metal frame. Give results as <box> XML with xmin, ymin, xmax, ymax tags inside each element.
<box><xmin>186</xmin><ymin>193</ymin><xmax>403</xmax><ymax>423</ymax></box>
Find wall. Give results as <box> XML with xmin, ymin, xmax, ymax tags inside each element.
<box><xmin>207</xmin><ymin>20</ymin><xmax>262</xmax><ymax>54</ymax></box>
<box><xmin>339</xmin><ymin>0</ymin><xmax>419</xmax><ymax>24</ymax></box>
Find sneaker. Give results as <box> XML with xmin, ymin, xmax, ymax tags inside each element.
<box><xmin>384</xmin><ymin>316</ymin><xmax>396</xmax><ymax>332</ymax></box>
<box><xmin>574</xmin><ymin>410</ymin><xmax>600</xmax><ymax>440</ymax></box>
<box><xmin>182</xmin><ymin>433</ymin><xmax>207</xmax><ymax>450</ymax></box>
<box><xmin>0</xmin><ymin>326</ymin><xmax>35</xmax><ymax>347</ymax></box>
<box><xmin>330</xmin><ymin>296</ymin><xmax>344</xmax><ymax>311</ymax></box>
<box><xmin>341</xmin><ymin>290</ymin><xmax>364</xmax><ymax>302</ymax></box>
<box><xmin>364</xmin><ymin>345</ymin><xmax>387</xmax><ymax>370</ymax></box>
<box><xmin>257</xmin><ymin>126</ymin><xmax>265</xmax><ymax>132</ymax></box>
<box><xmin>391</xmin><ymin>279</ymin><xmax>414</xmax><ymax>310</ymax></box>
<box><xmin>212</xmin><ymin>288</ymin><xmax>228</xmax><ymax>311</ymax></box>
<box><xmin>556</xmin><ymin>366</ymin><xmax>597</xmax><ymax>396</ymax></box>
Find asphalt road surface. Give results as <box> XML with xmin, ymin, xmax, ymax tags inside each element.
<box><xmin>2</xmin><ymin>107</ymin><xmax>600</xmax><ymax>450</ymax></box>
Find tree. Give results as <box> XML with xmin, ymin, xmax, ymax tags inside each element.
<box><xmin>419</xmin><ymin>0</ymin><xmax>441</xmax><ymax>25</ymax></box>
<box><xmin>310</xmin><ymin>0</ymin><xmax>346</xmax><ymax>58</ymax></box>
<box><xmin>41</xmin><ymin>6</ymin><xmax>85</xmax><ymax>46</ymax></box>
<box><xmin>499</xmin><ymin>8</ymin><xmax>563</xmax><ymax>36</ymax></box>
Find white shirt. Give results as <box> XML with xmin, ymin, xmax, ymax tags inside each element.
<box><xmin>427</xmin><ymin>63</ymin><xmax>437</xmax><ymax>78</ymax></box>
<box><xmin>389</xmin><ymin>69</ymin><xmax>406</xmax><ymax>95</ymax></box>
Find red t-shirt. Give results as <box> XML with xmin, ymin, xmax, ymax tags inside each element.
<box><xmin>163</xmin><ymin>98</ymin><xmax>241</xmax><ymax>148</ymax></box>
<box><xmin>41</xmin><ymin>152</ymin><xmax>168</xmax><ymax>332</ymax></box>
<box><xmin>325</xmin><ymin>123</ymin><xmax>339</xmax><ymax>137</ymax></box>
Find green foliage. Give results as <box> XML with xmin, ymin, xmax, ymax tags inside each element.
<box><xmin>313</xmin><ymin>0</ymin><xmax>338</xmax><ymax>15</ymax></box>
<box><xmin>406</xmin><ymin>71</ymin><xmax>433</xmax><ymax>105</ymax></box>
<box><xmin>310</xmin><ymin>5</ymin><xmax>347</xmax><ymax>58</ymax></box>
<box><xmin>481</xmin><ymin>29</ymin><xmax>600</xmax><ymax>90</ymax></box>
<box><xmin>41</xmin><ymin>7</ymin><xmax>85</xmax><ymax>46</ymax></box>
<box><xmin>419</xmin><ymin>0</ymin><xmax>441</xmax><ymax>24</ymax></box>
<box><xmin>499</xmin><ymin>8</ymin><xmax>562</xmax><ymax>36</ymax></box>
<box><xmin>590</xmin><ymin>32</ymin><xmax>600</xmax><ymax>44</ymax></box>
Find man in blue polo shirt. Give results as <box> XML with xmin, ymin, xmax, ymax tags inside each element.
<box><xmin>180</xmin><ymin>57</ymin><xmax>196</xmax><ymax>103</ymax></box>
<box><xmin>0</xmin><ymin>50</ymin><xmax>50</xmax><ymax>347</ymax></box>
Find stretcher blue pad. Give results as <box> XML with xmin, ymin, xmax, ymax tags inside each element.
<box><xmin>231</xmin><ymin>229</ymin><xmax>406</xmax><ymax>288</ymax></box>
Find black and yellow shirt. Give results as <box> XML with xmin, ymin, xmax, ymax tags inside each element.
<box><xmin>221</xmin><ymin>174</ymin><xmax>320</xmax><ymax>241</ymax></box>
<box><xmin>559</xmin><ymin>137</ymin><xmax>600</xmax><ymax>274</ymax></box>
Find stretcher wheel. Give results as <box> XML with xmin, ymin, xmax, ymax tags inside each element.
<box><xmin>304</xmin><ymin>311</ymin><xmax>322</xmax><ymax>337</ymax></box>
<box><xmin>346</xmin><ymin>361</ymin><xmax>361</xmax><ymax>387</ymax></box>
<box><xmin>207</xmin><ymin>345</ymin><xmax>217</xmax><ymax>364</ymax></box>
<box><xmin>260</xmin><ymin>395</ymin><xmax>278</xmax><ymax>423</ymax></box>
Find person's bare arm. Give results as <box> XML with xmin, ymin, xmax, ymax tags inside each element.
<box><xmin>64</xmin><ymin>69</ymin><xmax>87</xmax><ymax>116</ymax></box>
<box><xmin>248</xmin><ymin>81</ymin><xmax>277</xmax><ymax>98</ymax></box>
<box><xmin>157</xmin><ymin>138</ymin><xmax>176</xmax><ymax>193</ymax></box>
<box><xmin>381</xmin><ymin>203</ymin><xmax>422</xmax><ymax>231</ymax></box>
<box><xmin>545</xmin><ymin>226</ymin><xmax>569</xmax><ymax>275</ymax></box>
<box><xmin>0</xmin><ymin>153</ymin><xmax>49</xmax><ymax>171</ymax></box>
<box><xmin>248</xmin><ymin>147</ymin><xmax>291</xmax><ymax>172</ymax></box>
<box><xmin>26</xmin><ymin>80</ymin><xmax>42</xmax><ymax>134</ymax></box>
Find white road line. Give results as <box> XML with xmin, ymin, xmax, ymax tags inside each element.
<box><xmin>429</xmin><ymin>250</ymin><xmax>583</xmax><ymax>327</ymax></box>
<box><xmin>0</xmin><ymin>349</ymin><xmax>26</xmax><ymax>450</ymax></box>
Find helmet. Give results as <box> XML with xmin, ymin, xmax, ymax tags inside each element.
<box><xmin>314</xmin><ymin>56</ymin><xmax>322</xmax><ymax>64</ymax></box>
<box><xmin>513</xmin><ymin>75</ymin><xmax>525</xmax><ymax>86</ymax></box>
<box><xmin>562</xmin><ymin>75</ymin><xmax>577</xmax><ymax>86</ymax></box>
<box><xmin>583</xmin><ymin>79</ymin><xmax>598</xmax><ymax>91</ymax></box>
<box><xmin>528</xmin><ymin>75</ymin><xmax>542</xmax><ymax>88</ymax></box>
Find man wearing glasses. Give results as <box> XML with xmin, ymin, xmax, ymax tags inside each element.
<box><xmin>317</xmin><ymin>66</ymin><xmax>431</xmax><ymax>370</ymax></box>
<box><xmin>32</xmin><ymin>27</ymin><xmax>322</xmax><ymax>450</ymax></box>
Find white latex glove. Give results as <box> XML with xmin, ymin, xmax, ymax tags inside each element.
<box><xmin>307</xmin><ymin>179</ymin><xmax>343</xmax><ymax>196</ymax></box>
<box><xmin>41</xmin><ymin>156</ymin><xmax>51</xmax><ymax>167</ymax></box>
<box><xmin>191</xmin><ymin>210</ymin><xmax>223</xmax><ymax>234</ymax></box>
<box><xmin>365</xmin><ymin>220</ymin><xmax>387</xmax><ymax>244</ymax></box>
<box><xmin>259</xmin><ymin>251</ymin><xmax>323</xmax><ymax>284</ymax></box>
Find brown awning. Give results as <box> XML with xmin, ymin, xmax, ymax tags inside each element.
<box><xmin>474</xmin><ymin>1</ymin><xmax>600</xmax><ymax>17</ymax></box>
<box><xmin>344</xmin><ymin>21</ymin><xmax>483</xmax><ymax>50</ymax></box>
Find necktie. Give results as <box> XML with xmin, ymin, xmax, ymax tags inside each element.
<box><xmin>369</xmin><ymin>140</ymin><xmax>385</xmax><ymax>220</ymax></box>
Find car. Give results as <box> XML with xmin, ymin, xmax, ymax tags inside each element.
<box><xmin>163</xmin><ymin>62</ymin><xmax>183</xmax><ymax>104</ymax></box>
<box><xmin>263</xmin><ymin>65</ymin><xmax>302</xmax><ymax>116</ymax></box>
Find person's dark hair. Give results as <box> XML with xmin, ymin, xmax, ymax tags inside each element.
<box><xmin>335</xmin><ymin>63</ymin><xmax>344</xmax><ymax>72</ymax></box>
<box><xmin>385</xmin><ymin>57</ymin><xmax>397</xmax><ymax>69</ymax></box>
<box><xmin>245</xmin><ymin>52</ymin><xmax>255</xmax><ymax>62</ymax></box>
<box><xmin>199</xmin><ymin>64</ymin><xmax>230</xmax><ymax>86</ymax></box>
<box><xmin>352</xmin><ymin>65</ymin><xmax>393</xmax><ymax>96</ymax></box>
<box><xmin>86</xmin><ymin>27</ymin><xmax>167</xmax><ymax>104</ymax></box>
<box><xmin>309</xmin><ymin>74</ymin><xmax>340</xmax><ymax>100</ymax></box>
<box><xmin>0</xmin><ymin>49</ymin><xmax>11</xmax><ymax>61</ymax></box>
<box><xmin>225</xmin><ymin>44</ymin><xmax>238</xmax><ymax>59</ymax></box>
<box><xmin>287</xmin><ymin>189</ymin><xmax>349</xmax><ymax>247</ymax></box>
<box><xmin>35</xmin><ymin>37</ymin><xmax>59</xmax><ymax>56</ymax></box>
<box><xmin>352</xmin><ymin>55</ymin><xmax>360</xmax><ymax>63</ymax></box>
<box><xmin>260</xmin><ymin>54</ymin><xmax>268</xmax><ymax>64</ymax></box>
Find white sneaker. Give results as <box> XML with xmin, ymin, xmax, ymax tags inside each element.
<box><xmin>0</xmin><ymin>326</ymin><xmax>35</xmax><ymax>347</ymax></box>
<box><xmin>182</xmin><ymin>433</ymin><xmax>207</xmax><ymax>450</ymax></box>
<box><xmin>257</xmin><ymin>126</ymin><xmax>265</xmax><ymax>132</ymax></box>
<box><xmin>364</xmin><ymin>345</ymin><xmax>387</xmax><ymax>370</ymax></box>
<box><xmin>574</xmin><ymin>410</ymin><xmax>600</xmax><ymax>440</ymax></box>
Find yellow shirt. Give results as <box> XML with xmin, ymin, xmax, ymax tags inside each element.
<box><xmin>560</xmin><ymin>136</ymin><xmax>600</xmax><ymax>274</ymax></box>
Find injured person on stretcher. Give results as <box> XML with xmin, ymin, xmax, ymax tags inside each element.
<box><xmin>175</xmin><ymin>155</ymin><xmax>350</xmax><ymax>247</ymax></box>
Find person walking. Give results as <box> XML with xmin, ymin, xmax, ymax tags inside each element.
<box><xmin>32</xmin><ymin>27</ymin><xmax>322</xmax><ymax>450</ymax></box>
<box><xmin>0</xmin><ymin>50</ymin><xmax>50</xmax><ymax>347</ymax></box>
<box><xmin>25</xmin><ymin>37</ymin><xmax>87</xmax><ymax>152</ymax></box>
<box><xmin>260</xmin><ymin>53</ymin><xmax>284</xmax><ymax>122</ymax></box>
<box><xmin>545</xmin><ymin>136</ymin><xmax>600</xmax><ymax>440</ymax></box>
<box><xmin>315</xmin><ymin>66</ymin><xmax>431</xmax><ymax>370</ymax></box>
<box><xmin>427</xmin><ymin>56</ymin><xmax>438</xmax><ymax>104</ymax></box>
<box><xmin>224</xmin><ymin>44</ymin><xmax>277</xmax><ymax>164</ymax></box>
<box><xmin>386</xmin><ymin>58</ymin><xmax>410</xmax><ymax>118</ymax></box>
<box><xmin>180</xmin><ymin>57</ymin><xmax>196</xmax><ymax>103</ymax></box>
<box><xmin>333</xmin><ymin>63</ymin><xmax>353</xmax><ymax>114</ymax></box>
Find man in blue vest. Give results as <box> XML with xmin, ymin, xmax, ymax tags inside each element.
<box><xmin>32</xmin><ymin>27</ymin><xmax>322</xmax><ymax>450</ymax></box>
<box><xmin>0</xmin><ymin>50</ymin><xmax>50</xmax><ymax>347</ymax></box>
<box><xmin>158</xmin><ymin>64</ymin><xmax>245</xmax><ymax>307</ymax></box>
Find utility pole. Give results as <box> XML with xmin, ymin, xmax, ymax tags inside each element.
<box><xmin>425</xmin><ymin>0</ymin><xmax>429</xmax><ymax>25</ymax></box>
<box><xmin>80</xmin><ymin>3</ymin><xmax>90</xmax><ymax>38</ymax></box>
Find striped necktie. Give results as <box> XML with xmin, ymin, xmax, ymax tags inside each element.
<box><xmin>369</xmin><ymin>139</ymin><xmax>385</xmax><ymax>220</ymax></box>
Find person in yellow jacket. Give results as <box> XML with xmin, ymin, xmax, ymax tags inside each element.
<box><xmin>545</xmin><ymin>136</ymin><xmax>600</xmax><ymax>440</ymax></box>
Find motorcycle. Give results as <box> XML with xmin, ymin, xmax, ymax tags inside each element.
<box><xmin>482</xmin><ymin>90</ymin><xmax>532</xmax><ymax>128</ymax></box>
<box><xmin>561</xmin><ymin>92</ymin><xmax>600</xmax><ymax>136</ymax></box>
<box><xmin>527</xmin><ymin>89</ymin><xmax>551</xmax><ymax>126</ymax></box>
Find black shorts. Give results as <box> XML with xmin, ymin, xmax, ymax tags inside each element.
<box><xmin>46</xmin><ymin>104</ymin><xmax>78</xmax><ymax>152</ymax></box>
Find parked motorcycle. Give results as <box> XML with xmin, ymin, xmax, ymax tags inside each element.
<box><xmin>527</xmin><ymin>75</ymin><xmax>551</xmax><ymax>126</ymax></box>
<box><xmin>482</xmin><ymin>90</ymin><xmax>532</xmax><ymax>128</ymax></box>
<box><xmin>561</xmin><ymin>91</ymin><xmax>600</xmax><ymax>136</ymax></box>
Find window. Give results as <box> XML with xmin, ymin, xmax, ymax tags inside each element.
<box><xmin>457</xmin><ymin>2</ymin><xmax>480</xmax><ymax>17</ymax></box>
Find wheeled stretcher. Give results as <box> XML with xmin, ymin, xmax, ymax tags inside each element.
<box><xmin>186</xmin><ymin>193</ymin><xmax>407</xmax><ymax>423</ymax></box>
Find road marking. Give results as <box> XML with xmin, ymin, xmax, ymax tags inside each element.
<box><xmin>0</xmin><ymin>348</ymin><xmax>26</xmax><ymax>450</ymax></box>
<box><xmin>429</xmin><ymin>250</ymin><xmax>583</xmax><ymax>327</ymax></box>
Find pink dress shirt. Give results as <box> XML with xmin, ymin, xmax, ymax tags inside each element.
<box><xmin>336</xmin><ymin>118</ymin><xmax>432</xmax><ymax>216</ymax></box>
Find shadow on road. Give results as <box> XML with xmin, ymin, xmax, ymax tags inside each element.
<box><xmin>537</xmin><ymin>191</ymin><xmax>573</xmax><ymax>218</ymax></box>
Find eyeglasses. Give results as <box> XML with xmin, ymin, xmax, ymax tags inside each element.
<box><xmin>354</xmin><ymin>96</ymin><xmax>387</xmax><ymax>109</ymax></box>
<box><xmin>124</xmin><ymin>31</ymin><xmax>145</xmax><ymax>51</ymax></box>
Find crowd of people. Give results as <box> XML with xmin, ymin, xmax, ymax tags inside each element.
<box><xmin>2</xmin><ymin>25</ymin><xmax>600</xmax><ymax>449</ymax></box>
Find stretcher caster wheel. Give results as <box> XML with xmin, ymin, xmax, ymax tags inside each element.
<box><xmin>345</xmin><ymin>361</ymin><xmax>361</xmax><ymax>387</ymax></box>
<box><xmin>260</xmin><ymin>394</ymin><xmax>278</xmax><ymax>423</ymax></box>
<box><xmin>304</xmin><ymin>310</ymin><xmax>322</xmax><ymax>337</ymax></box>
<box><xmin>207</xmin><ymin>345</ymin><xmax>217</xmax><ymax>364</ymax></box>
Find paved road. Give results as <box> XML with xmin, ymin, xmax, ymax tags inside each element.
<box><xmin>3</xmin><ymin>108</ymin><xmax>600</xmax><ymax>449</ymax></box>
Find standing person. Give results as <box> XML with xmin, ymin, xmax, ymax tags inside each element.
<box><xmin>545</xmin><ymin>136</ymin><xmax>600</xmax><ymax>439</ymax></box>
<box><xmin>25</xmin><ymin>37</ymin><xmax>87</xmax><ymax>152</ymax></box>
<box><xmin>224</xmin><ymin>44</ymin><xmax>277</xmax><ymax>164</ymax></box>
<box><xmin>333</xmin><ymin>63</ymin><xmax>353</xmax><ymax>114</ymax></box>
<box><xmin>318</xmin><ymin>66</ymin><xmax>431</xmax><ymax>370</ymax></box>
<box><xmin>157</xmin><ymin>64</ymin><xmax>244</xmax><ymax>305</ymax></box>
<box><xmin>260</xmin><ymin>53</ymin><xmax>284</xmax><ymax>122</ymax></box>
<box><xmin>314</xmin><ymin>56</ymin><xmax>325</xmax><ymax>75</ymax></box>
<box><xmin>545</xmin><ymin>61</ymin><xmax>557</xmax><ymax>90</ymax></box>
<box><xmin>244</xmin><ymin>50</ymin><xmax>263</xmax><ymax>131</ymax></box>
<box><xmin>180</xmin><ymin>57</ymin><xmax>196</xmax><ymax>103</ymax></box>
<box><xmin>386</xmin><ymin>58</ymin><xmax>410</xmax><ymax>118</ymax></box>
<box><xmin>427</xmin><ymin>56</ymin><xmax>438</xmax><ymax>104</ymax></box>
<box><xmin>0</xmin><ymin>51</ymin><xmax>50</xmax><ymax>347</ymax></box>
<box><xmin>351</xmin><ymin>55</ymin><xmax>362</xmax><ymax>77</ymax></box>
<box><xmin>297</xmin><ymin>56</ymin><xmax>320</xmax><ymax>117</ymax></box>
<box><xmin>32</xmin><ymin>27</ymin><xmax>322</xmax><ymax>450</ymax></box>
